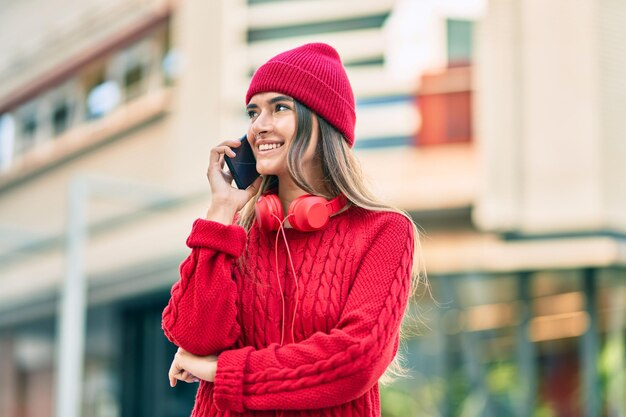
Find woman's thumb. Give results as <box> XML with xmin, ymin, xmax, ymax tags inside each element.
<box><xmin>246</xmin><ymin>175</ymin><xmax>263</xmax><ymax>198</ymax></box>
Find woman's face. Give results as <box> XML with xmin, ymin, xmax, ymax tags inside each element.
<box><xmin>247</xmin><ymin>92</ymin><xmax>317</xmax><ymax>178</ymax></box>
<box><xmin>246</xmin><ymin>92</ymin><xmax>294</xmax><ymax>176</ymax></box>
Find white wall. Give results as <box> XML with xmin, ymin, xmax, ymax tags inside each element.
<box><xmin>474</xmin><ymin>0</ymin><xmax>626</xmax><ymax>235</ymax></box>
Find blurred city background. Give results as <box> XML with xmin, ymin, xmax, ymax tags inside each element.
<box><xmin>0</xmin><ymin>0</ymin><xmax>625</xmax><ymax>416</ymax></box>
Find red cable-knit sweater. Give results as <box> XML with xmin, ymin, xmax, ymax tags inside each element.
<box><xmin>162</xmin><ymin>205</ymin><xmax>415</xmax><ymax>417</ymax></box>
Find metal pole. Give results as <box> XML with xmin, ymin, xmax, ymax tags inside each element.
<box><xmin>436</xmin><ymin>275</ymin><xmax>452</xmax><ymax>417</ymax></box>
<box><xmin>606</xmin><ymin>270</ymin><xmax>625</xmax><ymax>417</ymax></box>
<box><xmin>55</xmin><ymin>176</ymin><xmax>89</xmax><ymax>417</ymax></box>
<box><xmin>516</xmin><ymin>271</ymin><xmax>536</xmax><ymax>417</ymax></box>
<box><xmin>581</xmin><ymin>268</ymin><xmax>600</xmax><ymax>417</ymax></box>
<box><xmin>53</xmin><ymin>173</ymin><xmax>174</xmax><ymax>417</ymax></box>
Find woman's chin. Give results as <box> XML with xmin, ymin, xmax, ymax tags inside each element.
<box><xmin>256</xmin><ymin>162</ymin><xmax>283</xmax><ymax>177</ymax></box>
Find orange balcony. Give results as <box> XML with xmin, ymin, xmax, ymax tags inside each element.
<box><xmin>417</xmin><ymin>66</ymin><xmax>472</xmax><ymax>146</ymax></box>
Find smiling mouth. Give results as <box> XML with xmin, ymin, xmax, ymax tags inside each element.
<box><xmin>258</xmin><ymin>143</ymin><xmax>284</xmax><ymax>153</ymax></box>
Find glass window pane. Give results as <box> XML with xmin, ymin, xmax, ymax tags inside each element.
<box><xmin>446</xmin><ymin>19</ymin><xmax>473</xmax><ymax>67</ymax></box>
<box><xmin>383</xmin><ymin>270</ymin><xmax>603</xmax><ymax>417</ymax></box>
<box><xmin>598</xmin><ymin>268</ymin><xmax>626</xmax><ymax>416</ymax></box>
<box><xmin>0</xmin><ymin>113</ymin><xmax>16</xmax><ymax>170</ymax></box>
<box><xmin>52</xmin><ymin>101</ymin><xmax>71</xmax><ymax>136</ymax></box>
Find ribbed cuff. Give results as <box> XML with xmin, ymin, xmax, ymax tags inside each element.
<box><xmin>213</xmin><ymin>346</ymin><xmax>254</xmax><ymax>412</ymax></box>
<box><xmin>185</xmin><ymin>219</ymin><xmax>246</xmax><ymax>257</ymax></box>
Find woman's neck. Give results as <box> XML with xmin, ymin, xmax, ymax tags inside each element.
<box><xmin>277</xmin><ymin>176</ymin><xmax>309</xmax><ymax>226</ymax></box>
<box><xmin>276</xmin><ymin>172</ymin><xmax>334</xmax><ymax>227</ymax></box>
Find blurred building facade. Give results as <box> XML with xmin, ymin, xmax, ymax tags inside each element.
<box><xmin>0</xmin><ymin>0</ymin><xmax>624</xmax><ymax>417</ymax></box>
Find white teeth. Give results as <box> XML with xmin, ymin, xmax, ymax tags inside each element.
<box><xmin>258</xmin><ymin>143</ymin><xmax>283</xmax><ymax>151</ymax></box>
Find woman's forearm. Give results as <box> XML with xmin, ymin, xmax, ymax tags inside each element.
<box><xmin>162</xmin><ymin>218</ymin><xmax>246</xmax><ymax>355</ymax></box>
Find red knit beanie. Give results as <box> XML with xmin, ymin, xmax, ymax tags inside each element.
<box><xmin>246</xmin><ymin>43</ymin><xmax>356</xmax><ymax>147</ymax></box>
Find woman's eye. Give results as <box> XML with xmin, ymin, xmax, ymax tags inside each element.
<box><xmin>247</xmin><ymin>110</ymin><xmax>258</xmax><ymax>119</ymax></box>
<box><xmin>276</xmin><ymin>104</ymin><xmax>289</xmax><ymax>112</ymax></box>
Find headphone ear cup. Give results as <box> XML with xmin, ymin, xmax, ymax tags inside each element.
<box><xmin>289</xmin><ymin>195</ymin><xmax>330</xmax><ymax>232</ymax></box>
<box><xmin>255</xmin><ymin>194</ymin><xmax>284</xmax><ymax>231</ymax></box>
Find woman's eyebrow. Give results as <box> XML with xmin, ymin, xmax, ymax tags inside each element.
<box><xmin>269</xmin><ymin>95</ymin><xmax>294</xmax><ymax>104</ymax></box>
<box><xmin>247</xmin><ymin>95</ymin><xmax>294</xmax><ymax>110</ymax></box>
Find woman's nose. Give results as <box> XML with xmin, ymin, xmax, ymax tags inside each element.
<box><xmin>251</xmin><ymin>110</ymin><xmax>273</xmax><ymax>136</ymax></box>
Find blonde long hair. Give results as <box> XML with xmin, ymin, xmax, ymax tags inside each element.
<box><xmin>236</xmin><ymin>101</ymin><xmax>428</xmax><ymax>385</ymax></box>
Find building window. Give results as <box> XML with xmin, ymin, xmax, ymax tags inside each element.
<box><xmin>161</xmin><ymin>48</ymin><xmax>180</xmax><ymax>85</ymax></box>
<box><xmin>0</xmin><ymin>113</ymin><xmax>16</xmax><ymax>171</ymax></box>
<box><xmin>15</xmin><ymin>104</ymin><xmax>39</xmax><ymax>156</ymax></box>
<box><xmin>86</xmin><ymin>80</ymin><xmax>121</xmax><ymax>119</ymax></box>
<box><xmin>446</xmin><ymin>19</ymin><xmax>473</xmax><ymax>67</ymax></box>
<box><xmin>80</xmin><ymin>61</ymin><xmax>108</xmax><ymax>121</ymax></box>
<box><xmin>381</xmin><ymin>269</ymin><xmax>624</xmax><ymax>417</ymax></box>
<box><xmin>22</xmin><ymin>115</ymin><xmax>37</xmax><ymax>142</ymax></box>
<box><xmin>116</xmin><ymin>40</ymin><xmax>152</xmax><ymax>102</ymax></box>
<box><xmin>124</xmin><ymin>63</ymin><xmax>144</xmax><ymax>101</ymax></box>
<box><xmin>52</xmin><ymin>100</ymin><xmax>72</xmax><ymax>136</ymax></box>
<box><xmin>0</xmin><ymin>17</ymin><xmax>172</xmax><ymax>173</ymax></box>
<box><xmin>248</xmin><ymin>0</ymin><xmax>303</xmax><ymax>5</ymax></box>
<box><xmin>247</xmin><ymin>13</ymin><xmax>390</xmax><ymax>42</ymax></box>
<box><xmin>160</xmin><ymin>22</ymin><xmax>177</xmax><ymax>86</ymax></box>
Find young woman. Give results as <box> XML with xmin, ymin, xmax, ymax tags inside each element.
<box><xmin>162</xmin><ymin>42</ymin><xmax>423</xmax><ymax>417</ymax></box>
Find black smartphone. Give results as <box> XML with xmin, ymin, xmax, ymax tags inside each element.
<box><xmin>224</xmin><ymin>134</ymin><xmax>260</xmax><ymax>189</ymax></box>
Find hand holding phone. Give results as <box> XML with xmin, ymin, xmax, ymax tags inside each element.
<box><xmin>224</xmin><ymin>134</ymin><xmax>261</xmax><ymax>190</ymax></box>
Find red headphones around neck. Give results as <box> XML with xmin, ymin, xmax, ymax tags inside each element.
<box><xmin>255</xmin><ymin>191</ymin><xmax>348</xmax><ymax>232</ymax></box>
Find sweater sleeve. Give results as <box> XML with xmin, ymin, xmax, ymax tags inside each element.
<box><xmin>161</xmin><ymin>218</ymin><xmax>246</xmax><ymax>356</ymax></box>
<box><xmin>212</xmin><ymin>213</ymin><xmax>415</xmax><ymax>412</ymax></box>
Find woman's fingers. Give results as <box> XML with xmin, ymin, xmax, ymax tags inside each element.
<box><xmin>180</xmin><ymin>370</ymin><xmax>198</xmax><ymax>383</ymax></box>
<box><xmin>168</xmin><ymin>361</ymin><xmax>179</xmax><ymax>387</ymax></box>
<box><xmin>221</xmin><ymin>170</ymin><xmax>233</xmax><ymax>184</ymax></box>
<box><xmin>217</xmin><ymin>139</ymin><xmax>241</xmax><ymax>157</ymax></box>
<box><xmin>168</xmin><ymin>348</ymin><xmax>187</xmax><ymax>387</ymax></box>
<box><xmin>209</xmin><ymin>146</ymin><xmax>236</xmax><ymax>167</ymax></box>
<box><xmin>168</xmin><ymin>348</ymin><xmax>201</xmax><ymax>387</ymax></box>
<box><xmin>169</xmin><ymin>364</ymin><xmax>197</xmax><ymax>386</ymax></box>
<box><xmin>170</xmin><ymin>370</ymin><xmax>197</xmax><ymax>386</ymax></box>
<box><xmin>204</xmin><ymin>138</ymin><xmax>260</xmax><ymax>211</ymax></box>
<box><xmin>208</xmin><ymin>150</ymin><xmax>235</xmax><ymax>191</ymax></box>
<box><xmin>225</xmin><ymin>147</ymin><xmax>237</xmax><ymax>158</ymax></box>
<box><xmin>220</xmin><ymin>138</ymin><xmax>242</xmax><ymax>148</ymax></box>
